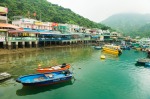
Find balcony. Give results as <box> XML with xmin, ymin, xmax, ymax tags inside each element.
<box><xmin>0</xmin><ymin>16</ymin><xmax>7</xmax><ymax>20</ymax></box>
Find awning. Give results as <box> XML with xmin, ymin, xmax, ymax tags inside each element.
<box><xmin>0</xmin><ymin>23</ymin><xmax>22</xmax><ymax>30</ymax></box>
<box><xmin>8</xmin><ymin>30</ymin><xmax>40</xmax><ymax>34</ymax></box>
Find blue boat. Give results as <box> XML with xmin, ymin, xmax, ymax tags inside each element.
<box><xmin>16</xmin><ymin>70</ymin><xmax>72</xmax><ymax>86</ymax></box>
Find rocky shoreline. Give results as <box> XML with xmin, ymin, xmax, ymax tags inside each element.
<box><xmin>0</xmin><ymin>48</ymin><xmax>41</xmax><ymax>55</ymax></box>
<box><xmin>0</xmin><ymin>45</ymin><xmax>86</xmax><ymax>55</ymax></box>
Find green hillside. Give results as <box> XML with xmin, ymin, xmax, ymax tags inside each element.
<box><xmin>0</xmin><ymin>0</ymin><xmax>111</xmax><ymax>30</ymax></box>
<box><xmin>101</xmin><ymin>13</ymin><xmax>150</xmax><ymax>37</ymax></box>
<box><xmin>138</xmin><ymin>23</ymin><xmax>150</xmax><ymax>37</ymax></box>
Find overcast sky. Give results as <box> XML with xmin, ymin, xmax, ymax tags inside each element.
<box><xmin>47</xmin><ymin>0</ymin><xmax>150</xmax><ymax>22</ymax></box>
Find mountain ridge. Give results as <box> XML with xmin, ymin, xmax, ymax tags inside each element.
<box><xmin>101</xmin><ymin>13</ymin><xmax>150</xmax><ymax>37</ymax></box>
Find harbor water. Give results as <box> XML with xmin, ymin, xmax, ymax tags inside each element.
<box><xmin>0</xmin><ymin>46</ymin><xmax>150</xmax><ymax>99</ymax></box>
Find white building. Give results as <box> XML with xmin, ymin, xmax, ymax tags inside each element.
<box><xmin>12</xmin><ymin>17</ymin><xmax>52</xmax><ymax>30</ymax></box>
<box><xmin>0</xmin><ymin>6</ymin><xmax>8</xmax><ymax>23</ymax></box>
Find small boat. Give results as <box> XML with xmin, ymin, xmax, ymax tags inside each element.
<box><xmin>121</xmin><ymin>45</ymin><xmax>130</xmax><ymax>50</ymax></box>
<box><xmin>0</xmin><ymin>72</ymin><xmax>11</xmax><ymax>81</ymax></box>
<box><xmin>136</xmin><ymin>58</ymin><xmax>150</xmax><ymax>66</ymax></box>
<box><xmin>16</xmin><ymin>70</ymin><xmax>73</xmax><ymax>86</ymax></box>
<box><xmin>36</xmin><ymin>63</ymin><xmax>71</xmax><ymax>73</ymax></box>
<box><xmin>102</xmin><ymin>44</ymin><xmax>122</xmax><ymax>55</ymax></box>
<box><xmin>94</xmin><ymin>46</ymin><xmax>102</xmax><ymax>50</ymax></box>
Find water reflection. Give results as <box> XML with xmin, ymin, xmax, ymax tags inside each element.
<box><xmin>0</xmin><ymin>46</ymin><xmax>93</xmax><ymax>76</ymax></box>
<box><xmin>0</xmin><ymin>78</ymin><xmax>16</xmax><ymax>87</ymax></box>
<box><xmin>16</xmin><ymin>80</ymin><xmax>73</xmax><ymax>96</ymax></box>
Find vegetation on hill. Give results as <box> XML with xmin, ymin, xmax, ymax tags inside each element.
<box><xmin>101</xmin><ymin>13</ymin><xmax>150</xmax><ymax>37</ymax></box>
<box><xmin>0</xmin><ymin>0</ymin><xmax>112</xmax><ymax>30</ymax></box>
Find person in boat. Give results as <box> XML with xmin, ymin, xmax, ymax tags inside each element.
<box><xmin>118</xmin><ymin>49</ymin><xmax>122</xmax><ymax>55</ymax></box>
<box><xmin>38</xmin><ymin>64</ymin><xmax>42</xmax><ymax>68</ymax></box>
<box><xmin>61</xmin><ymin>63</ymin><xmax>67</xmax><ymax>68</ymax></box>
<box><xmin>147</xmin><ymin>50</ymin><xmax>150</xmax><ymax>58</ymax></box>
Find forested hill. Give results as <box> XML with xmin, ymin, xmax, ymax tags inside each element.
<box><xmin>101</xmin><ymin>13</ymin><xmax>150</xmax><ymax>37</ymax></box>
<box><xmin>0</xmin><ymin>0</ymin><xmax>111</xmax><ymax>30</ymax></box>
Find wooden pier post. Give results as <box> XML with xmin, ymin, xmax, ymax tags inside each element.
<box><xmin>16</xmin><ymin>42</ymin><xmax>18</xmax><ymax>49</ymax></box>
<box><xmin>29</xmin><ymin>41</ymin><xmax>32</xmax><ymax>48</ymax></box>
<box><xmin>22</xmin><ymin>41</ymin><xmax>25</xmax><ymax>48</ymax></box>
<box><xmin>8</xmin><ymin>42</ymin><xmax>11</xmax><ymax>50</ymax></box>
<box><xmin>3</xmin><ymin>41</ymin><xmax>6</xmax><ymax>49</ymax></box>
<box><xmin>35</xmin><ymin>41</ymin><xmax>38</xmax><ymax>48</ymax></box>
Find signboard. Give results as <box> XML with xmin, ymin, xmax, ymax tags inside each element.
<box><xmin>34</xmin><ymin>21</ymin><xmax>43</xmax><ymax>25</ymax></box>
<box><xmin>100</xmin><ymin>36</ymin><xmax>104</xmax><ymax>41</ymax></box>
<box><xmin>42</xmin><ymin>22</ymin><xmax>49</xmax><ymax>26</ymax></box>
<box><xmin>52</xmin><ymin>22</ymin><xmax>58</xmax><ymax>26</ymax></box>
<box><xmin>0</xmin><ymin>7</ymin><xmax>8</xmax><ymax>14</ymax></box>
<box><xmin>0</xmin><ymin>36</ymin><xmax>5</xmax><ymax>42</ymax></box>
<box><xmin>21</xmin><ymin>19</ymin><xmax>34</xmax><ymax>24</ymax></box>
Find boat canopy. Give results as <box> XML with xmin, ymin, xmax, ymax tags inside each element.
<box><xmin>104</xmin><ymin>45</ymin><xmax>120</xmax><ymax>49</ymax></box>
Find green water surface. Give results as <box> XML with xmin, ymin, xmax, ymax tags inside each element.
<box><xmin>0</xmin><ymin>46</ymin><xmax>150</xmax><ymax>99</ymax></box>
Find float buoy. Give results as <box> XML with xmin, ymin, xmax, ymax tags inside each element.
<box><xmin>100</xmin><ymin>55</ymin><xmax>105</xmax><ymax>59</ymax></box>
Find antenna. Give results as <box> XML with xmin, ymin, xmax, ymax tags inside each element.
<box><xmin>40</xmin><ymin>12</ymin><xmax>41</xmax><ymax>21</ymax></box>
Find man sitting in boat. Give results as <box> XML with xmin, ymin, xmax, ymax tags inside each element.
<box><xmin>61</xmin><ymin>63</ymin><xmax>67</xmax><ymax>68</ymax></box>
<box><xmin>147</xmin><ymin>50</ymin><xmax>150</xmax><ymax>58</ymax></box>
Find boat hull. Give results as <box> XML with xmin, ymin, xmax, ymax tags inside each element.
<box><xmin>16</xmin><ymin>71</ymin><xmax>73</xmax><ymax>86</ymax></box>
<box><xmin>20</xmin><ymin>76</ymin><xmax>72</xmax><ymax>86</ymax></box>
<box><xmin>102</xmin><ymin>48</ymin><xmax>120</xmax><ymax>55</ymax></box>
<box><xmin>136</xmin><ymin>58</ymin><xmax>150</xmax><ymax>66</ymax></box>
<box><xmin>94</xmin><ymin>46</ymin><xmax>102</xmax><ymax>50</ymax></box>
<box><xmin>36</xmin><ymin>64</ymin><xmax>70</xmax><ymax>73</ymax></box>
<box><xmin>102</xmin><ymin>45</ymin><xmax>122</xmax><ymax>55</ymax></box>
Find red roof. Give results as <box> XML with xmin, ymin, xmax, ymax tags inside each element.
<box><xmin>0</xmin><ymin>23</ymin><xmax>22</xmax><ymax>30</ymax></box>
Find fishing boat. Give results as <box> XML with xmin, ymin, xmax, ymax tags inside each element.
<box><xmin>36</xmin><ymin>63</ymin><xmax>71</xmax><ymax>73</ymax></box>
<box><xmin>0</xmin><ymin>72</ymin><xmax>11</xmax><ymax>81</ymax></box>
<box><xmin>136</xmin><ymin>58</ymin><xmax>150</xmax><ymax>66</ymax></box>
<box><xmin>16</xmin><ymin>70</ymin><xmax>73</xmax><ymax>86</ymax></box>
<box><xmin>102</xmin><ymin>44</ymin><xmax>122</xmax><ymax>55</ymax></box>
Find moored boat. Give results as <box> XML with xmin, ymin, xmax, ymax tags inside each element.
<box><xmin>16</xmin><ymin>70</ymin><xmax>73</xmax><ymax>86</ymax></box>
<box><xmin>136</xmin><ymin>58</ymin><xmax>150</xmax><ymax>66</ymax></box>
<box><xmin>102</xmin><ymin>45</ymin><xmax>122</xmax><ymax>55</ymax></box>
<box><xmin>94</xmin><ymin>46</ymin><xmax>102</xmax><ymax>50</ymax></box>
<box><xmin>36</xmin><ymin>63</ymin><xmax>71</xmax><ymax>73</ymax></box>
<box><xmin>0</xmin><ymin>72</ymin><xmax>11</xmax><ymax>81</ymax></box>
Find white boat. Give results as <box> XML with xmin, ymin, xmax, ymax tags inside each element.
<box><xmin>0</xmin><ymin>72</ymin><xmax>11</xmax><ymax>81</ymax></box>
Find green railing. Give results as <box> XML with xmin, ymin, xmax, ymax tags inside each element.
<box><xmin>8</xmin><ymin>37</ymin><xmax>37</xmax><ymax>42</ymax></box>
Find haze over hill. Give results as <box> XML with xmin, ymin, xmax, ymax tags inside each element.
<box><xmin>101</xmin><ymin>13</ymin><xmax>150</xmax><ymax>37</ymax></box>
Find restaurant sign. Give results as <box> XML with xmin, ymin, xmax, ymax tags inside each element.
<box><xmin>21</xmin><ymin>19</ymin><xmax>34</xmax><ymax>24</ymax></box>
<box><xmin>34</xmin><ymin>21</ymin><xmax>43</xmax><ymax>25</ymax></box>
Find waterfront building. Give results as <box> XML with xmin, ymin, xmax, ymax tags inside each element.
<box><xmin>57</xmin><ymin>23</ymin><xmax>69</xmax><ymax>33</ymax></box>
<box><xmin>67</xmin><ymin>24</ymin><xmax>80</xmax><ymax>33</ymax></box>
<box><xmin>7</xmin><ymin>29</ymin><xmax>39</xmax><ymax>49</ymax></box>
<box><xmin>12</xmin><ymin>17</ymin><xmax>52</xmax><ymax>31</ymax></box>
<box><xmin>0</xmin><ymin>6</ymin><xmax>22</xmax><ymax>49</ymax></box>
